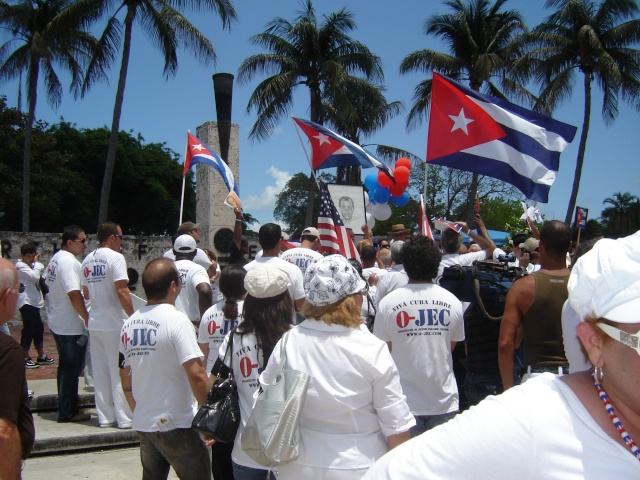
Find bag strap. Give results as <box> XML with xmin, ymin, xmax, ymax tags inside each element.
<box><xmin>221</xmin><ymin>328</ymin><xmax>235</xmax><ymax>380</ymax></box>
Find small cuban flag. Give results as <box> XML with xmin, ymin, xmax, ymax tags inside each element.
<box><xmin>183</xmin><ymin>132</ymin><xmax>241</xmax><ymax>208</ymax></box>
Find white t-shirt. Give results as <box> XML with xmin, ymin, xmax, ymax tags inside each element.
<box><xmin>218</xmin><ymin>331</ymin><xmax>269</xmax><ymax>470</ymax></box>
<box><xmin>44</xmin><ymin>250</ymin><xmax>85</xmax><ymax>335</ymax></box>
<box><xmin>363</xmin><ymin>374</ymin><xmax>640</xmax><ymax>479</ymax></box>
<box><xmin>280</xmin><ymin>247</ymin><xmax>323</xmax><ymax>275</ymax></box>
<box><xmin>260</xmin><ymin>322</ymin><xmax>415</xmax><ymax>473</ymax></box>
<box><xmin>436</xmin><ymin>250</ymin><xmax>488</xmax><ymax>284</ymax></box>
<box><xmin>81</xmin><ymin>247</ymin><xmax>129</xmax><ymax>332</ymax></box>
<box><xmin>164</xmin><ymin>247</ymin><xmax>212</xmax><ymax>270</ymax></box>
<box><xmin>119</xmin><ymin>303</ymin><xmax>203</xmax><ymax>432</ymax></box>
<box><xmin>174</xmin><ymin>259</ymin><xmax>210</xmax><ymax>323</ymax></box>
<box><xmin>244</xmin><ymin>256</ymin><xmax>305</xmax><ymax>302</ymax></box>
<box><xmin>375</xmin><ymin>265</ymin><xmax>408</xmax><ymax>304</ymax></box>
<box><xmin>198</xmin><ymin>299</ymin><xmax>244</xmax><ymax>373</ymax></box>
<box><xmin>374</xmin><ymin>283</ymin><xmax>464</xmax><ymax>415</ymax></box>
<box><xmin>15</xmin><ymin>260</ymin><xmax>44</xmax><ymax>308</ymax></box>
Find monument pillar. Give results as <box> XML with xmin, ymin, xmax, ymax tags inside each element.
<box><xmin>195</xmin><ymin>73</ymin><xmax>239</xmax><ymax>254</ymax></box>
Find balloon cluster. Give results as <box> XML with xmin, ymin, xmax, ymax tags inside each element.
<box><xmin>363</xmin><ymin>158</ymin><xmax>412</xmax><ymax>228</ymax></box>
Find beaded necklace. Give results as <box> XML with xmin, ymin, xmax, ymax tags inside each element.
<box><xmin>592</xmin><ymin>369</ymin><xmax>640</xmax><ymax>461</ymax></box>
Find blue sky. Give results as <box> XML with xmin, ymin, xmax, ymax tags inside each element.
<box><xmin>2</xmin><ymin>0</ymin><xmax>639</xmax><ymax>229</ymax></box>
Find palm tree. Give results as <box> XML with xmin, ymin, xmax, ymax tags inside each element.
<box><xmin>66</xmin><ymin>0</ymin><xmax>237</xmax><ymax>227</ymax></box>
<box><xmin>237</xmin><ymin>0</ymin><xmax>384</xmax><ymax>226</ymax></box>
<box><xmin>0</xmin><ymin>0</ymin><xmax>95</xmax><ymax>232</ymax></box>
<box><xmin>516</xmin><ymin>0</ymin><xmax>640</xmax><ymax>224</ymax></box>
<box><xmin>601</xmin><ymin>191</ymin><xmax>639</xmax><ymax>237</ymax></box>
<box><xmin>400</xmin><ymin>0</ymin><xmax>530</xmax><ymax>224</ymax></box>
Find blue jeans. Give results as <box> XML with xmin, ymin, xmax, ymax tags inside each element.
<box><xmin>232</xmin><ymin>461</ymin><xmax>274</xmax><ymax>480</ymax></box>
<box><xmin>53</xmin><ymin>333</ymin><xmax>87</xmax><ymax>421</ymax></box>
<box><xmin>464</xmin><ymin>371</ymin><xmax>503</xmax><ymax>407</ymax></box>
<box><xmin>137</xmin><ymin>428</ymin><xmax>211</xmax><ymax>480</ymax></box>
<box><xmin>410</xmin><ymin>411</ymin><xmax>458</xmax><ymax>437</ymax></box>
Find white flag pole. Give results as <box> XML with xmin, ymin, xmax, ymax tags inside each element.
<box><xmin>178</xmin><ymin>131</ymin><xmax>190</xmax><ymax>226</ymax></box>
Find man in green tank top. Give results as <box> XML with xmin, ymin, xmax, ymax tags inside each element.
<box><xmin>498</xmin><ymin>220</ymin><xmax>572</xmax><ymax>390</ymax></box>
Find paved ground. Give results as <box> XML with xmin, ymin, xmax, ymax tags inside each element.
<box><xmin>23</xmin><ymin>447</ymin><xmax>179</xmax><ymax>479</ymax></box>
<box><xmin>8</xmin><ymin>320</ymin><xmax>58</xmax><ymax>381</ymax></box>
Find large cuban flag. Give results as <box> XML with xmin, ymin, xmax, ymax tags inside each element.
<box><xmin>183</xmin><ymin>132</ymin><xmax>241</xmax><ymax>207</ymax></box>
<box><xmin>292</xmin><ymin>116</ymin><xmax>394</xmax><ymax>180</ymax></box>
<box><xmin>427</xmin><ymin>73</ymin><xmax>577</xmax><ymax>203</ymax></box>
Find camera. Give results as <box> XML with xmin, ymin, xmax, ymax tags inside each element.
<box><xmin>497</xmin><ymin>253</ymin><xmax>515</xmax><ymax>264</ymax></box>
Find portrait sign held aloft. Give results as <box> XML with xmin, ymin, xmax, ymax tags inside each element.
<box><xmin>327</xmin><ymin>184</ymin><xmax>366</xmax><ymax>234</ymax></box>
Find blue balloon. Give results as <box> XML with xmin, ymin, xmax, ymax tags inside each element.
<box><xmin>374</xmin><ymin>186</ymin><xmax>391</xmax><ymax>204</ymax></box>
<box><xmin>391</xmin><ymin>192</ymin><xmax>410</xmax><ymax>207</ymax></box>
<box><xmin>364</xmin><ymin>172</ymin><xmax>379</xmax><ymax>191</ymax></box>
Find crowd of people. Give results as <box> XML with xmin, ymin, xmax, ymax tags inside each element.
<box><xmin>0</xmin><ymin>214</ymin><xmax>638</xmax><ymax>479</ymax></box>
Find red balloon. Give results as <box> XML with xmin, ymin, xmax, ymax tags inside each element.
<box><xmin>394</xmin><ymin>166</ymin><xmax>410</xmax><ymax>183</ymax></box>
<box><xmin>378</xmin><ymin>170</ymin><xmax>394</xmax><ymax>188</ymax></box>
<box><xmin>395</xmin><ymin>158</ymin><xmax>412</xmax><ymax>170</ymax></box>
<box><xmin>390</xmin><ymin>183</ymin><xmax>405</xmax><ymax>196</ymax></box>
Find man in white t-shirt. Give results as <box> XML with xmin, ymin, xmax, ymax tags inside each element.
<box><xmin>163</xmin><ymin>221</ymin><xmax>217</xmax><ymax>276</ymax></box>
<box><xmin>119</xmin><ymin>258</ymin><xmax>210</xmax><ymax>478</ymax></box>
<box><xmin>244</xmin><ymin>223</ymin><xmax>305</xmax><ymax>315</ymax></box>
<box><xmin>436</xmin><ymin>214</ymin><xmax>497</xmax><ymax>284</ymax></box>
<box><xmin>280</xmin><ymin>226</ymin><xmax>323</xmax><ymax>275</ymax></box>
<box><xmin>375</xmin><ymin>241</ymin><xmax>408</xmax><ymax>304</ymax></box>
<box><xmin>44</xmin><ymin>225</ymin><xmax>91</xmax><ymax>423</ymax></box>
<box><xmin>172</xmin><ymin>235</ymin><xmax>212</xmax><ymax>327</ymax></box>
<box><xmin>375</xmin><ymin>235</ymin><xmax>464</xmax><ymax>435</ymax></box>
<box><xmin>81</xmin><ymin>222</ymin><xmax>134</xmax><ymax>429</ymax></box>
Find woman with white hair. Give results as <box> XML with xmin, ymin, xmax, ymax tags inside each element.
<box><xmin>364</xmin><ymin>231</ymin><xmax>640</xmax><ymax>478</ymax></box>
<box><xmin>260</xmin><ymin>254</ymin><xmax>414</xmax><ymax>480</ymax></box>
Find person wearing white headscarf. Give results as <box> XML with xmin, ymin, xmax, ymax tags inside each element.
<box><xmin>261</xmin><ymin>255</ymin><xmax>414</xmax><ymax>480</ymax></box>
<box><xmin>364</xmin><ymin>231</ymin><xmax>640</xmax><ymax>479</ymax></box>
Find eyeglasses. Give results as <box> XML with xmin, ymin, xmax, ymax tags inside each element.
<box><xmin>114</xmin><ymin>234</ymin><xmax>123</xmax><ymax>239</ymax></box>
<box><xmin>73</xmin><ymin>238</ymin><xmax>88</xmax><ymax>244</ymax></box>
<box><xmin>597</xmin><ymin>323</ymin><xmax>640</xmax><ymax>356</ymax></box>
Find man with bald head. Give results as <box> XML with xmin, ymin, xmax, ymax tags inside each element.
<box><xmin>0</xmin><ymin>258</ymin><xmax>35</xmax><ymax>478</ymax></box>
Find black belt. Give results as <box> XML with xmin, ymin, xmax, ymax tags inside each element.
<box><xmin>522</xmin><ymin>365</ymin><xmax>569</xmax><ymax>375</ymax></box>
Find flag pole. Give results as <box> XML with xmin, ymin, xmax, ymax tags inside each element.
<box><xmin>292</xmin><ymin>117</ymin><xmax>319</xmax><ymax>186</ymax></box>
<box><xmin>178</xmin><ymin>131</ymin><xmax>189</xmax><ymax>226</ymax></box>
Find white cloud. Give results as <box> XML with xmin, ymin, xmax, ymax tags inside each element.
<box><xmin>243</xmin><ymin>166</ymin><xmax>291</xmax><ymax>212</ymax></box>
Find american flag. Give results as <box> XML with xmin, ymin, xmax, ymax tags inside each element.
<box><xmin>317</xmin><ymin>180</ymin><xmax>360</xmax><ymax>260</ymax></box>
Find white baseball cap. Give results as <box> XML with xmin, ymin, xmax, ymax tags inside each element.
<box><xmin>568</xmin><ymin>231</ymin><xmax>640</xmax><ymax>323</ymax></box>
<box><xmin>173</xmin><ymin>234</ymin><xmax>197</xmax><ymax>253</ymax></box>
<box><xmin>244</xmin><ymin>266</ymin><xmax>290</xmax><ymax>298</ymax></box>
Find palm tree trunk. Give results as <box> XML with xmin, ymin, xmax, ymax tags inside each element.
<box><xmin>98</xmin><ymin>7</ymin><xmax>136</xmax><ymax>228</ymax></box>
<box><xmin>22</xmin><ymin>58</ymin><xmax>39</xmax><ymax>232</ymax></box>
<box><xmin>564</xmin><ymin>74</ymin><xmax>592</xmax><ymax>225</ymax></box>
<box><xmin>304</xmin><ymin>87</ymin><xmax>323</xmax><ymax>227</ymax></box>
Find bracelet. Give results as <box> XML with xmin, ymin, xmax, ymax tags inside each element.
<box><xmin>235</xmin><ymin>218</ymin><xmax>242</xmax><ymax>222</ymax></box>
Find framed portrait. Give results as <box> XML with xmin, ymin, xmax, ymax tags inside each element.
<box><xmin>327</xmin><ymin>184</ymin><xmax>366</xmax><ymax>233</ymax></box>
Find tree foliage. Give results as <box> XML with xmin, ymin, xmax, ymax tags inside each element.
<box><xmin>600</xmin><ymin>191</ymin><xmax>640</xmax><ymax>238</ymax></box>
<box><xmin>0</xmin><ymin>97</ymin><xmax>195</xmax><ymax>234</ymax></box>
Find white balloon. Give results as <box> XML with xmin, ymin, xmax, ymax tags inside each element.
<box><xmin>371</xmin><ymin>202</ymin><xmax>392</xmax><ymax>221</ymax></box>
<box><xmin>366</xmin><ymin>201</ymin><xmax>373</xmax><ymax>213</ymax></box>
<box><xmin>363</xmin><ymin>191</ymin><xmax>370</xmax><ymax>205</ymax></box>
<box><xmin>366</xmin><ymin>212</ymin><xmax>376</xmax><ymax>229</ymax></box>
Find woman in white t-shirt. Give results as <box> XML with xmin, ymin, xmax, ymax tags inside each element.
<box><xmin>261</xmin><ymin>255</ymin><xmax>414</xmax><ymax>480</ymax></box>
<box><xmin>216</xmin><ymin>265</ymin><xmax>293</xmax><ymax>480</ymax></box>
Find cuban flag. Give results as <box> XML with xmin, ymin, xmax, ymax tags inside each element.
<box><xmin>317</xmin><ymin>180</ymin><xmax>360</xmax><ymax>261</ymax></box>
<box><xmin>432</xmin><ymin>218</ymin><xmax>463</xmax><ymax>233</ymax></box>
<box><xmin>292</xmin><ymin>117</ymin><xmax>394</xmax><ymax>180</ymax></box>
<box><xmin>427</xmin><ymin>73</ymin><xmax>577</xmax><ymax>203</ymax></box>
<box><xmin>183</xmin><ymin>132</ymin><xmax>240</xmax><ymax>207</ymax></box>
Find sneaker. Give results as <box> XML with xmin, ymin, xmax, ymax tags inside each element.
<box><xmin>27</xmin><ymin>390</ymin><xmax>35</xmax><ymax>401</ymax></box>
<box><xmin>36</xmin><ymin>355</ymin><xmax>55</xmax><ymax>365</ymax></box>
<box><xmin>99</xmin><ymin>422</ymin><xmax>117</xmax><ymax>429</ymax></box>
<box><xmin>58</xmin><ymin>411</ymin><xmax>91</xmax><ymax>423</ymax></box>
<box><xmin>25</xmin><ymin>358</ymin><xmax>40</xmax><ymax>369</ymax></box>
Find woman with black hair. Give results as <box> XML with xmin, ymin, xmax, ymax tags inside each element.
<box><xmin>216</xmin><ymin>265</ymin><xmax>293</xmax><ymax>480</ymax></box>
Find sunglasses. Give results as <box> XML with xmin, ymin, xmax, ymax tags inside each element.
<box><xmin>73</xmin><ymin>238</ymin><xmax>88</xmax><ymax>244</ymax></box>
<box><xmin>598</xmin><ymin>323</ymin><xmax>640</xmax><ymax>356</ymax></box>
<box><xmin>380</xmin><ymin>244</ymin><xmax>390</xmax><ymax>249</ymax></box>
